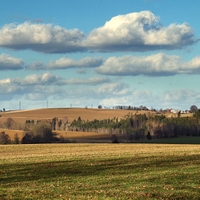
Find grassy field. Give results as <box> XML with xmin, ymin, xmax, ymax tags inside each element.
<box><xmin>0</xmin><ymin>144</ymin><xmax>200</xmax><ymax>199</ymax></box>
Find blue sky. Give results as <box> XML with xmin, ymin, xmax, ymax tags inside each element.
<box><xmin>0</xmin><ymin>0</ymin><xmax>200</xmax><ymax>110</ymax></box>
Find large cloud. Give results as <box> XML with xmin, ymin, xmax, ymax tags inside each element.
<box><xmin>96</xmin><ymin>53</ymin><xmax>200</xmax><ymax>76</ymax></box>
<box><xmin>84</xmin><ymin>11</ymin><xmax>195</xmax><ymax>52</ymax></box>
<box><xmin>0</xmin><ymin>22</ymin><xmax>85</xmax><ymax>53</ymax></box>
<box><xmin>0</xmin><ymin>54</ymin><xmax>24</xmax><ymax>70</ymax></box>
<box><xmin>0</xmin><ymin>11</ymin><xmax>196</xmax><ymax>53</ymax></box>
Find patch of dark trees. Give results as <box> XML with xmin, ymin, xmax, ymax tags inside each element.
<box><xmin>22</xmin><ymin>121</ymin><xmax>74</xmax><ymax>144</ymax></box>
<box><xmin>69</xmin><ymin>110</ymin><xmax>200</xmax><ymax>143</ymax></box>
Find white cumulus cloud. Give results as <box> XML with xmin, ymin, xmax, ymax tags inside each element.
<box><xmin>96</xmin><ymin>53</ymin><xmax>200</xmax><ymax>76</ymax></box>
<box><xmin>85</xmin><ymin>11</ymin><xmax>195</xmax><ymax>52</ymax></box>
<box><xmin>0</xmin><ymin>22</ymin><xmax>85</xmax><ymax>53</ymax></box>
<box><xmin>96</xmin><ymin>53</ymin><xmax>183</xmax><ymax>76</ymax></box>
<box><xmin>0</xmin><ymin>11</ymin><xmax>196</xmax><ymax>53</ymax></box>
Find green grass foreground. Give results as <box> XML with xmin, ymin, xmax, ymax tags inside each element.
<box><xmin>0</xmin><ymin>144</ymin><xmax>200</xmax><ymax>199</ymax></box>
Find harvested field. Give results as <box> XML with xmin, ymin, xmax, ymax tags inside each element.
<box><xmin>0</xmin><ymin>129</ymin><xmax>24</xmax><ymax>140</ymax></box>
<box><xmin>0</xmin><ymin>128</ymin><xmax>115</xmax><ymax>142</ymax></box>
<box><xmin>0</xmin><ymin>108</ymin><xmax>192</xmax><ymax>123</ymax></box>
<box><xmin>0</xmin><ymin>108</ymin><xmax>151</xmax><ymax>124</ymax></box>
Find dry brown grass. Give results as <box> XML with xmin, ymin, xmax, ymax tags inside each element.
<box><xmin>0</xmin><ymin>108</ymin><xmax>150</xmax><ymax>124</ymax></box>
<box><xmin>0</xmin><ymin>128</ymin><xmax>113</xmax><ymax>141</ymax></box>
<box><xmin>0</xmin><ymin>128</ymin><xmax>25</xmax><ymax>140</ymax></box>
<box><xmin>0</xmin><ymin>108</ymin><xmax>192</xmax><ymax>124</ymax></box>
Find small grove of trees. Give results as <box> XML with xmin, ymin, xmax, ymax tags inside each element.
<box><xmin>0</xmin><ymin>117</ymin><xmax>71</xmax><ymax>144</ymax></box>
<box><xmin>4</xmin><ymin>117</ymin><xmax>15</xmax><ymax>129</ymax></box>
<box><xmin>22</xmin><ymin>123</ymin><xmax>58</xmax><ymax>144</ymax></box>
<box><xmin>0</xmin><ymin>131</ymin><xmax>11</xmax><ymax>144</ymax></box>
<box><xmin>22</xmin><ymin>121</ymin><xmax>72</xmax><ymax>144</ymax></box>
<box><xmin>0</xmin><ymin>132</ymin><xmax>20</xmax><ymax>144</ymax></box>
<box><xmin>24</xmin><ymin>117</ymin><xmax>68</xmax><ymax>131</ymax></box>
<box><xmin>0</xmin><ymin>117</ymin><xmax>25</xmax><ymax>130</ymax></box>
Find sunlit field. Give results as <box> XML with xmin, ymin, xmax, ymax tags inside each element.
<box><xmin>1</xmin><ymin>144</ymin><xmax>200</xmax><ymax>199</ymax></box>
<box><xmin>0</xmin><ymin>108</ymin><xmax>192</xmax><ymax>125</ymax></box>
<box><xmin>0</xmin><ymin>108</ymin><xmax>146</xmax><ymax>124</ymax></box>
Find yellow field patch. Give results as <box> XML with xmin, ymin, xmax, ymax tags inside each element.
<box><xmin>0</xmin><ymin>128</ymin><xmax>25</xmax><ymax>140</ymax></box>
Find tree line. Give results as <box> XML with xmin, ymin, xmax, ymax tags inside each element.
<box><xmin>69</xmin><ymin>111</ymin><xmax>200</xmax><ymax>142</ymax></box>
<box><xmin>0</xmin><ymin>117</ymin><xmax>70</xmax><ymax>144</ymax></box>
<box><xmin>1</xmin><ymin>109</ymin><xmax>200</xmax><ymax>144</ymax></box>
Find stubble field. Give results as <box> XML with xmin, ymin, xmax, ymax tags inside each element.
<box><xmin>0</xmin><ymin>143</ymin><xmax>200</xmax><ymax>199</ymax></box>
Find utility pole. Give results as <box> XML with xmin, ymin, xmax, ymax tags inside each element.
<box><xmin>19</xmin><ymin>101</ymin><xmax>21</xmax><ymax>110</ymax></box>
<box><xmin>47</xmin><ymin>100</ymin><xmax>48</xmax><ymax>108</ymax></box>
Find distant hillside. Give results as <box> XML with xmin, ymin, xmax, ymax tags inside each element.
<box><xmin>0</xmin><ymin>108</ymin><xmax>154</xmax><ymax>124</ymax></box>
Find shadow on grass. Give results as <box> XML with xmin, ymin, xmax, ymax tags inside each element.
<box><xmin>142</xmin><ymin>136</ymin><xmax>200</xmax><ymax>144</ymax></box>
<box><xmin>1</xmin><ymin>153</ymin><xmax>200</xmax><ymax>185</ymax></box>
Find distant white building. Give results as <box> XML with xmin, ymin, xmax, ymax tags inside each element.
<box><xmin>171</xmin><ymin>109</ymin><xmax>181</xmax><ymax>114</ymax></box>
